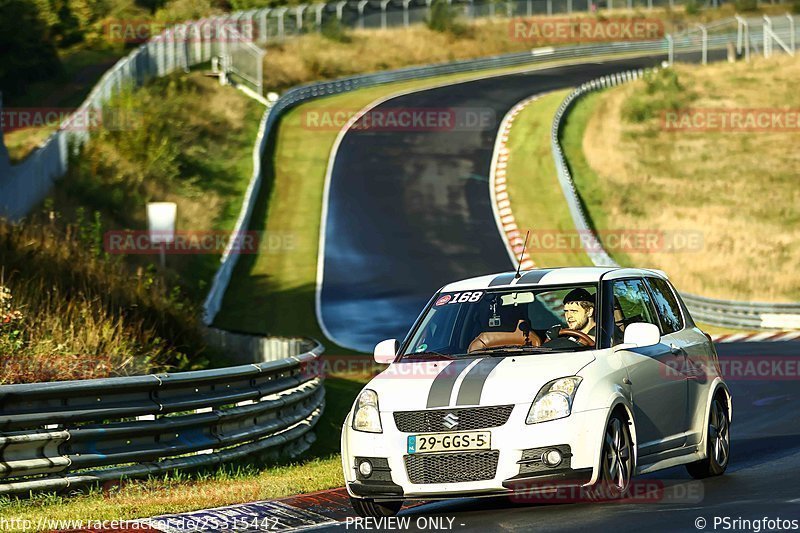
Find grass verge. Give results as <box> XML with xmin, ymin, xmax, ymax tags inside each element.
<box><xmin>501</xmin><ymin>88</ymin><xmax>749</xmax><ymax>335</ymax></box>
<box><xmin>1</xmin><ymin>72</ymin><xmax>263</xmax><ymax>383</ymax></box>
<box><xmin>574</xmin><ymin>55</ymin><xmax>800</xmax><ymax>302</ymax></box>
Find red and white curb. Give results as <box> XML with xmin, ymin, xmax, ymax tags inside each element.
<box><xmin>711</xmin><ymin>330</ymin><xmax>800</xmax><ymax>343</ymax></box>
<box><xmin>489</xmin><ymin>94</ymin><xmax>544</xmax><ymax>271</ymax></box>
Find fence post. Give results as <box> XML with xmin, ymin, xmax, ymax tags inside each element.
<box><xmin>788</xmin><ymin>13</ymin><xmax>796</xmax><ymax>54</ymax></box>
<box><xmin>357</xmin><ymin>0</ymin><xmax>368</xmax><ymax>29</ymax></box>
<box><xmin>666</xmin><ymin>33</ymin><xmax>674</xmax><ymax>65</ymax></box>
<box><xmin>697</xmin><ymin>23</ymin><xmax>708</xmax><ymax>64</ymax></box>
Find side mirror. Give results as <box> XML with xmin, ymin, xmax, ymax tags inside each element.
<box><xmin>374</xmin><ymin>339</ymin><xmax>399</xmax><ymax>364</ymax></box>
<box><xmin>622</xmin><ymin>322</ymin><xmax>661</xmax><ymax>348</ymax></box>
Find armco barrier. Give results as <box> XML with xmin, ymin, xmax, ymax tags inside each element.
<box><xmin>550</xmin><ymin>66</ymin><xmax>800</xmax><ymax>330</ymax></box>
<box><xmin>0</xmin><ymin>341</ymin><xmax>324</xmax><ymax>495</ymax></box>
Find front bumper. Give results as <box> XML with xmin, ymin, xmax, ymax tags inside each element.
<box><xmin>342</xmin><ymin>405</ymin><xmax>607</xmax><ymax>500</ymax></box>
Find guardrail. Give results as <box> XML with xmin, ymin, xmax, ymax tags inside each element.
<box><xmin>0</xmin><ymin>342</ymin><xmax>324</xmax><ymax>495</ymax></box>
<box><xmin>549</xmin><ymin>64</ymin><xmax>800</xmax><ymax>330</ymax></box>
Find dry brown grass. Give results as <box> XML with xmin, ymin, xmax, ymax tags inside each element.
<box><xmin>262</xmin><ymin>5</ymin><xmax>783</xmax><ymax>90</ymax></box>
<box><xmin>580</xmin><ymin>54</ymin><xmax>800</xmax><ymax>301</ymax></box>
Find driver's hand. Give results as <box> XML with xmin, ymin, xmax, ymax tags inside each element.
<box><xmin>545</xmin><ymin>324</ymin><xmax>562</xmax><ymax>342</ymax></box>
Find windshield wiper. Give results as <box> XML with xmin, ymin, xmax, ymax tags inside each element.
<box><xmin>402</xmin><ymin>351</ymin><xmax>457</xmax><ymax>360</ymax></box>
<box><xmin>469</xmin><ymin>345</ymin><xmax>554</xmax><ymax>356</ymax></box>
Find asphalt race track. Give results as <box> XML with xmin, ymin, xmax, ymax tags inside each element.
<box><xmin>308</xmin><ymin>341</ymin><xmax>800</xmax><ymax>532</ymax></box>
<box><xmin>317</xmin><ymin>51</ymin><xmax>723</xmax><ymax>352</ymax></box>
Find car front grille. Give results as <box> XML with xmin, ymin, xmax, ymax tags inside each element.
<box><xmin>393</xmin><ymin>405</ymin><xmax>513</xmax><ymax>433</ymax></box>
<box><xmin>405</xmin><ymin>450</ymin><xmax>500</xmax><ymax>484</ymax></box>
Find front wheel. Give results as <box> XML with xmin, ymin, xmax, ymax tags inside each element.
<box><xmin>589</xmin><ymin>412</ymin><xmax>633</xmax><ymax>500</ymax></box>
<box><xmin>686</xmin><ymin>397</ymin><xmax>730</xmax><ymax>479</ymax></box>
<box><xmin>350</xmin><ymin>497</ymin><xmax>403</xmax><ymax>518</ymax></box>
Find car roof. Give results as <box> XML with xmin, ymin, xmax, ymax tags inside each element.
<box><xmin>440</xmin><ymin>267</ymin><xmax>668</xmax><ymax>292</ymax></box>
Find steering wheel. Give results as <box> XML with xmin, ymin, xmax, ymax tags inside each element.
<box><xmin>558</xmin><ymin>328</ymin><xmax>594</xmax><ymax>347</ymax></box>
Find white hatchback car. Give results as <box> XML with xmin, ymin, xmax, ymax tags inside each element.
<box><xmin>341</xmin><ymin>267</ymin><xmax>731</xmax><ymax>517</ymax></box>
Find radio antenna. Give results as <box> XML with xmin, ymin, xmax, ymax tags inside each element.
<box><xmin>514</xmin><ymin>230</ymin><xmax>530</xmax><ymax>279</ymax></box>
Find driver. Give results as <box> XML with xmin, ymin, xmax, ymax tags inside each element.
<box><xmin>546</xmin><ymin>288</ymin><xmax>596</xmax><ymax>344</ymax></box>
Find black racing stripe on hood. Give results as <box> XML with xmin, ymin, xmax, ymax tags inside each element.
<box><xmin>426</xmin><ymin>359</ymin><xmax>474</xmax><ymax>408</ymax></box>
<box><xmin>455</xmin><ymin>357</ymin><xmax>504</xmax><ymax>406</ymax></box>
<box><xmin>517</xmin><ymin>269</ymin><xmax>554</xmax><ymax>285</ymax></box>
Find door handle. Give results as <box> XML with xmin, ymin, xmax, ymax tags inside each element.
<box><xmin>670</xmin><ymin>343</ymin><xmax>683</xmax><ymax>355</ymax></box>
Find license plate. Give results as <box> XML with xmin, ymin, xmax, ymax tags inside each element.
<box><xmin>407</xmin><ymin>431</ymin><xmax>491</xmax><ymax>454</ymax></box>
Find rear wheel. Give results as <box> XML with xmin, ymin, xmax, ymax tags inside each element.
<box><xmin>350</xmin><ymin>497</ymin><xmax>403</xmax><ymax>518</ymax></box>
<box><xmin>589</xmin><ymin>412</ymin><xmax>633</xmax><ymax>500</ymax></box>
<box><xmin>686</xmin><ymin>397</ymin><xmax>729</xmax><ymax>479</ymax></box>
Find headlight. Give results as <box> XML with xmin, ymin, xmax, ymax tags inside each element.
<box><xmin>526</xmin><ymin>377</ymin><xmax>582</xmax><ymax>424</ymax></box>
<box><xmin>352</xmin><ymin>389</ymin><xmax>382</xmax><ymax>433</ymax></box>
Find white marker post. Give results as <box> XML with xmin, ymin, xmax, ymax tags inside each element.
<box><xmin>146</xmin><ymin>202</ymin><xmax>177</xmax><ymax>268</ymax></box>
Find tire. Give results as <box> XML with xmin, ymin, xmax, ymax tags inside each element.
<box><xmin>589</xmin><ymin>412</ymin><xmax>634</xmax><ymax>501</ymax></box>
<box><xmin>350</xmin><ymin>497</ymin><xmax>403</xmax><ymax>518</ymax></box>
<box><xmin>686</xmin><ymin>397</ymin><xmax>730</xmax><ymax>479</ymax></box>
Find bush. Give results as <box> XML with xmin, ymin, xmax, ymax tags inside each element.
<box><xmin>0</xmin><ymin>0</ymin><xmax>63</xmax><ymax>99</ymax></box>
<box><xmin>621</xmin><ymin>68</ymin><xmax>695</xmax><ymax>124</ymax></box>
<box><xmin>426</xmin><ymin>0</ymin><xmax>468</xmax><ymax>36</ymax></box>
<box><xmin>0</xmin><ymin>216</ymin><xmax>209</xmax><ymax>384</ymax></box>
<box><xmin>321</xmin><ymin>16</ymin><xmax>352</xmax><ymax>43</ymax></box>
<box><xmin>734</xmin><ymin>0</ymin><xmax>759</xmax><ymax>11</ymax></box>
<box><xmin>684</xmin><ymin>0</ymin><xmax>701</xmax><ymax>16</ymax></box>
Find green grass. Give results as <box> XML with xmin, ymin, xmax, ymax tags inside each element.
<box><xmin>559</xmin><ymin>91</ymin><xmax>636</xmax><ymax>269</ymax></box>
<box><xmin>502</xmin><ymin>88</ymin><xmax>749</xmax><ymax>335</ymax></box>
<box><xmin>503</xmin><ymin>89</ymin><xmax>594</xmax><ymax>268</ymax></box>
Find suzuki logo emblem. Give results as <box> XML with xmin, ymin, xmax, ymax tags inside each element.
<box><xmin>442</xmin><ymin>413</ymin><xmax>459</xmax><ymax>429</ymax></box>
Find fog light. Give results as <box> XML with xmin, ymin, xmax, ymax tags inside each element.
<box><xmin>542</xmin><ymin>449</ymin><xmax>562</xmax><ymax>467</ymax></box>
<box><xmin>358</xmin><ymin>460</ymin><xmax>373</xmax><ymax>477</ymax></box>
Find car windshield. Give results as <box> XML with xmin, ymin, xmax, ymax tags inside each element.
<box><xmin>402</xmin><ymin>284</ymin><xmax>600</xmax><ymax>359</ymax></box>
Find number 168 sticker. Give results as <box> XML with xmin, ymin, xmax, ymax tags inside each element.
<box><xmin>435</xmin><ymin>291</ymin><xmax>484</xmax><ymax>306</ymax></box>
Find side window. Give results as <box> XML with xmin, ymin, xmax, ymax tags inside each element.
<box><xmin>611</xmin><ymin>279</ymin><xmax>659</xmax><ymax>345</ymax></box>
<box><xmin>646</xmin><ymin>277</ymin><xmax>684</xmax><ymax>335</ymax></box>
